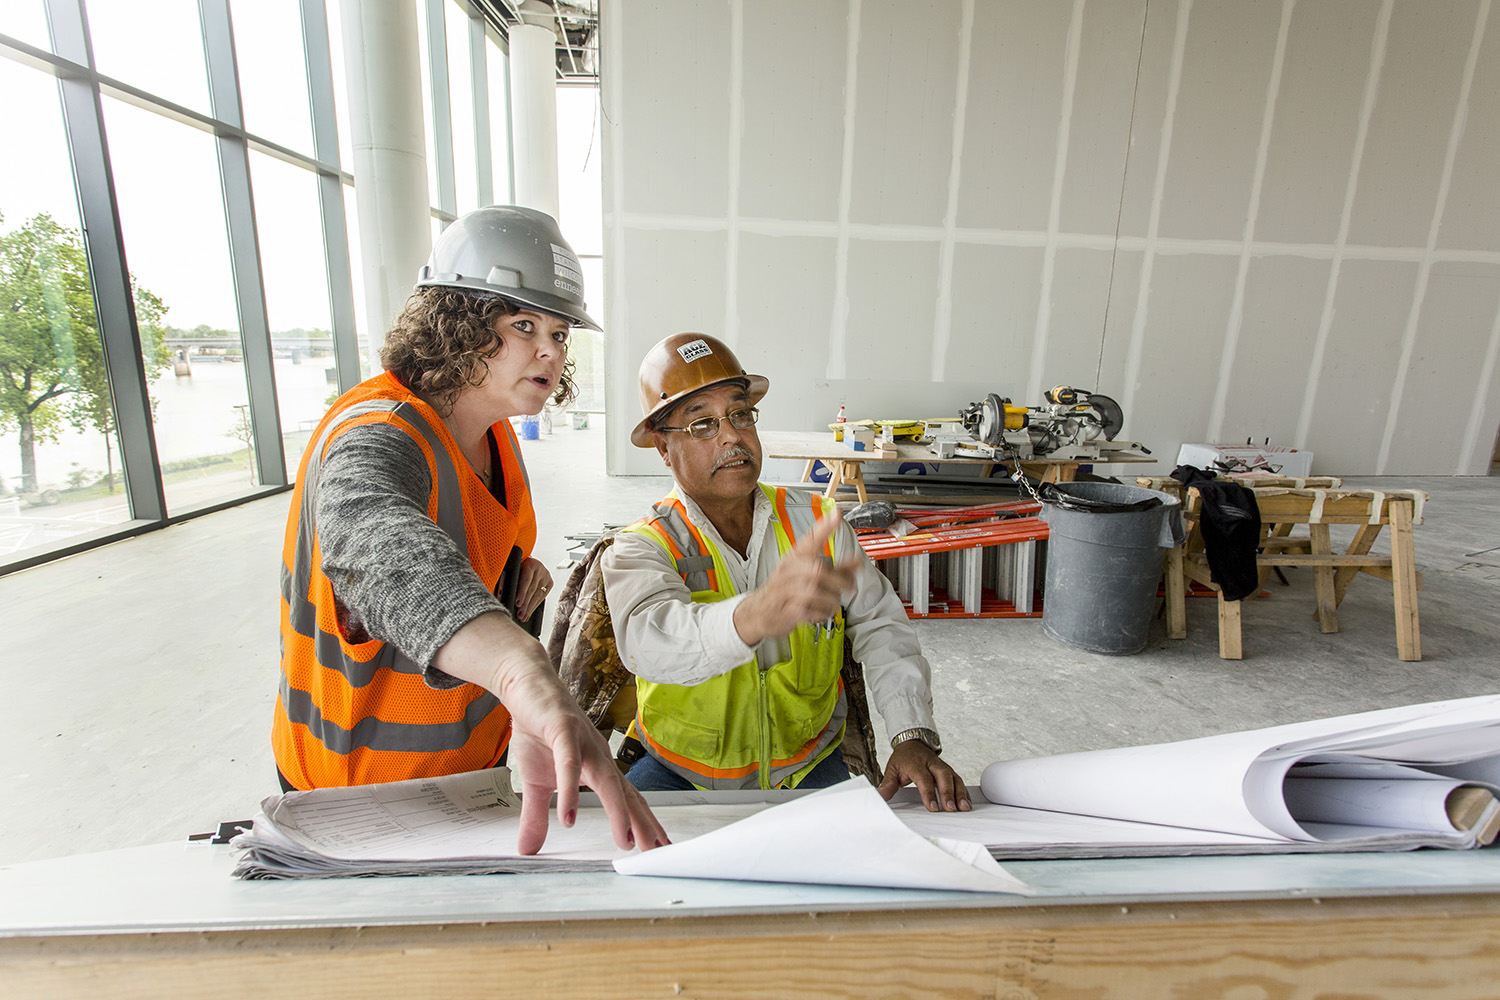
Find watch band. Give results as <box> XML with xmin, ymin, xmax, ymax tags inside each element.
<box><xmin>890</xmin><ymin>727</ymin><xmax>942</xmax><ymax>755</ymax></box>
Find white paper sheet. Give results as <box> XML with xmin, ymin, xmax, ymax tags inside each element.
<box><xmin>1429</xmin><ymin>754</ymin><xmax>1500</xmax><ymax>786</ymax></box>
<box><xmin>891</xmin><ymin>795</ymin><xmax>1285</xmax><ymax>850</ymax></box>
<box><xmin>615</xmin><ymin>778</ymin><xmax>1032</xmax><ymax>894</ymax></box>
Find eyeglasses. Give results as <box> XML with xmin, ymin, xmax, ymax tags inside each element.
<box><xmin>657</xmin><ymin>406</ymin><xmax>760</xmax><ymax>439</ymax></box>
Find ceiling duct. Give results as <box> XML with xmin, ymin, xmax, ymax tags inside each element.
<box><xmin>472</xmin><ymin>0</ymin><xmax>598</xmax><ymax>83</ymax></box>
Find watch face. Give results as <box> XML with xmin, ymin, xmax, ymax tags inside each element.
<box><xmin>913</xmin><ymin>729</ymin><xmax>941</xmax><ymax>754</ymax></box>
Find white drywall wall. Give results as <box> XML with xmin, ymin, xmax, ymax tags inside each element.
<box><xmin>601</xmin><ymin>0</ymin><xmax>1500</xmax><ymax>477</ymax></box>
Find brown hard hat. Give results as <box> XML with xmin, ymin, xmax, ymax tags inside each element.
<box><xmin>631</xmin><ymin>334</ymin><xmax>769</xmax><ymax>447</ymax></box>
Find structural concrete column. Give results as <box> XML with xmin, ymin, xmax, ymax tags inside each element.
<box><xmin>341</xmin><ymin>0</ymin><xmax>431</xmax><ymax>357</ymax></box>
<box><xmin>508</xmin><ymin>20</ymin><xmax>560</xmax><ymax>219</ymax></box>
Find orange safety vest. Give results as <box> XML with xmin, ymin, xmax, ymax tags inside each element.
<box><xmin>272</xmin><ymin>372</ymin><xmax>536</xmax><ymax>788</ymax></box>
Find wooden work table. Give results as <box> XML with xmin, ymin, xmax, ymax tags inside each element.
<box><xmin>760</xmin><ymin>429</ymin><xmax>1156</xmax><ymax>503</ymax></box>
<box><xmin>5</xmin><ymin>841</ymin><xmax>1500</xmax><ymax>997</ymax></box>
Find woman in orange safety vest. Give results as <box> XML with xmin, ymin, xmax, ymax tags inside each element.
<box><xmin>271</xmin><ymin>206</ymin><xmax>666</xmax><ymax>857</ymax></box>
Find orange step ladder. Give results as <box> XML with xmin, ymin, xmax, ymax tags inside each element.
<box><xmin>855</xmin><ymin>501</ymin><xmax>1047</xmax><ymax>618</ymax></box>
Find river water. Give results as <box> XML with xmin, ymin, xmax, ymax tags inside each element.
<box><xmin>1</xmin><ymin>355</ymin><xmax>339</xmax><ymax>493</ymax></box>
<box><xmin>0</xmin><ymin>355</ymin><xmax>611</xmax><ymax>561</ymax></box>
<box><xmin>0</xmin><ymin>356</ymin><xmax>342</xmax><ymax>558</ymax></box>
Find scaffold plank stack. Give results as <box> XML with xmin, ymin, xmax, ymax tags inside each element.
<box><xmin>855</xmin><ymin>501</ymin><xmax>1047</xmax><ymax>619</ymax></box>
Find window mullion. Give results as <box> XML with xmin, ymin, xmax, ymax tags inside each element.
<box><xmin>470</xmin><ymin>7</ymin><xmax>491</xmax><ymax>207</ymax></box>
<box><xmin>198</xmin><ymin>0</ymin><xmax>287</xmax><ymax>486</ymax></box>
<box><xmin>45</xmin><ymin>0</ymin><xmax>167</xmax><ymax>522</ymax></box>
<box><xmin>301</xmin><ymin>0</ymin><xmax>362</xmax><ymax>391</ymax></box>
<box><xmin>425</xmin><ymin>0</ymin><xmax>457</xmax><ymax>222</ymax></box>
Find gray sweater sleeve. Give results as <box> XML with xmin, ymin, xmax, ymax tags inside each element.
<box><xmin>312</xmin><ymin>421</ymin><xmax>508</xmax><ymax>686</ymax></box>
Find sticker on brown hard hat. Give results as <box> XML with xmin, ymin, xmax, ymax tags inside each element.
<box><xmin>677</xmin><ymin>339</ymin><xmax>714</xmax><ymax>363</ymax></box>
<box><xmin>630</xmin><ymin>333</ymin><xmax>769</xmax><ymax>448</ymax></box>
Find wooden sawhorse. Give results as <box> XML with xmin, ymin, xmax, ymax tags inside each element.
<box><xmin>1140</xmin><ymin>478</ymin><xmax>1428</xmax><ymax>661</ymax></box>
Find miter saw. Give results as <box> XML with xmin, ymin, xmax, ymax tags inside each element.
<box><xmin>925</xmin><ymin>386</ymin><xmax>1143</xmax><ymax>462</ymax></box>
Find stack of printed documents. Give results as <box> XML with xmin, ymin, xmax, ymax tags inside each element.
<box><xmin>231</xmin><ymin>773</ymin><xmax>1031</xmax><ymax>893</ymax></box>
<box><xmin>234</xmin><ymin>695</ymin><xmax>1500</xmax><ymax>887</ymax></box>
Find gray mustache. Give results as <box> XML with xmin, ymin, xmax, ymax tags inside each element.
<box><xmin>715</xmin><ymin>446</ymin><xmax>754</xmax><ymax>469</ymax></box>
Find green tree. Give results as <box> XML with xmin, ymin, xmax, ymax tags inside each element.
<box><xmin>64</xmin><ymin>276</ymin><xmax>170</xmax><ymax>493</ymax></box>
<box><xmin>0</xmin><ymin>212</ymin><xmax>170</xmax><ymax>494</ymax></box>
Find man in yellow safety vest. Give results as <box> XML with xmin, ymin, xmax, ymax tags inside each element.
<box><xmin>600</xmin><ymin>334</ymin><xmax>970</xmax><ymax>812</ymax></box>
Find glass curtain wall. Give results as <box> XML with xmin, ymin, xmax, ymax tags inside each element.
<box><xmin>445</xmin><ymin>2</ymin><xmax>480</xmax><ymax>216</ymax></box>
<box><xmin>0</xmin><ymin>0</ymin><xmax>344</xmax><ymax>569</ymax></box>
<box><xmin>0</xmin><ymin>0</ymin><xmax>598</xmax><ymax>573</ymax></box>
<box><xmin>100</xmin><ymin>94</ymin><xmax>253</xmax><ymax>513</ymax></box>
<box><xmin>0</xmin><ymin>4</ymin><xmax>51</xmax><ymax>49</ymax></box>
<box><xmin>0</xmin><ymin>56</ymin><xmax>131</xmax><ymax>552</ymax></box>
<box><xmin>249</xmin><ymin>150</ymin><xmax>338</xmax><ymax>470</ymax></box>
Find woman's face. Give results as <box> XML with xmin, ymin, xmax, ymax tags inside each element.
<box><xmin>471</xmin><ymin>308</ymin><xmax>571</xmax><ymax>418</ymax></box>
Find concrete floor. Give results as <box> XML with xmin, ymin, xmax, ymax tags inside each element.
<box><xmin>3</xmin><ymin>416</ymin><xmax>1499</xmax><ymax>866</ymax></box>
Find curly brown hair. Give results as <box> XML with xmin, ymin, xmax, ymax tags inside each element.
<box><xmin>380</xmin><ymin>287</ymin><xmax>578</xmax><ymax>414</ymax></box>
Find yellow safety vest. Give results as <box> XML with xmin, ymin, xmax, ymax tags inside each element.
<box><xmin>623</xmin><ymin>485</ymin><xmax>846</xmax><ymax>789</ymax></box>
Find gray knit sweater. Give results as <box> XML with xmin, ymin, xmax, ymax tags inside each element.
<box><xmin>311</xmin><ymin>421</ymin><xmax>510</xmax><ymax>688</ymax></box>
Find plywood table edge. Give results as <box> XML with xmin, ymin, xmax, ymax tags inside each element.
<box><xmin>7</xmin><ymin>893</ymin><xmax>1500</xmax><ymax>1000</ymax></box>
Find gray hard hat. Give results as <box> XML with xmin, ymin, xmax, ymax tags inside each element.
<box><xmin>415</xmin><ymin>205</ymin><xmax>601</xmax><ymax>331</ymax></box>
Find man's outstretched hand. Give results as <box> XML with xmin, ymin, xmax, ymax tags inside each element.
<box><xmin>734</xmin><ymin>510</ymin><xmax>853</xmax><ymax>645</ymax></box>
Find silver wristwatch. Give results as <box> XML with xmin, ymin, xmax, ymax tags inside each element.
<box><xmin>890</xmin><ymin>727</ymin><xmax>942</xmax><ymax>755</ymax></box>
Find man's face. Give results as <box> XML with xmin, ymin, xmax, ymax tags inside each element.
<box><xmin>652</xmin><ymin>383</ymin><xmax>763</xmax><ymax>508</ymax></box>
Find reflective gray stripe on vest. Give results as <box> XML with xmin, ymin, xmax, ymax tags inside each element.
<box><xmin>283</xmin><ymin>601</ymin><xmax>424</xmax><ymax>688</ymax></box>
<box><xmin>499</xmin><ymin>420</ymin><xmax>531</xmax><ymax>494</ymax></box>
<box><xmin>647</xmin><ymin>501</ymin><xmax>716</xmax><ymax>592</ymax></box>
<box><xmin>282</xmin><ymin>397</ymin><xmax>468</xmax><ymax>693</ymax></box>
<box><xmin>673</xmin><ymin>555</ymin><xmax>715</xmax><ymax>575</ymax></box>
<box><xmin>279</xmin><ymin>674</ymin><xmax>499</xmax><ymax>754</ymax></box>
<box><xmin>776</xmin><ymin>489</ymin><xmax>829</xmax><ymax>551</ymax></box>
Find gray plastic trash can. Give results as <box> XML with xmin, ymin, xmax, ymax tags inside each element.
<box><xmin>1040</xmin><ymin>482</ymin><xmax>1184</xmax><ymax>655</ymax></box>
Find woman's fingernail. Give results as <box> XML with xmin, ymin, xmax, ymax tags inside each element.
<box><xmin>564</xmin><ymin>809</ymin><xmax>576</xmax><ymax>825</ymax></box>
